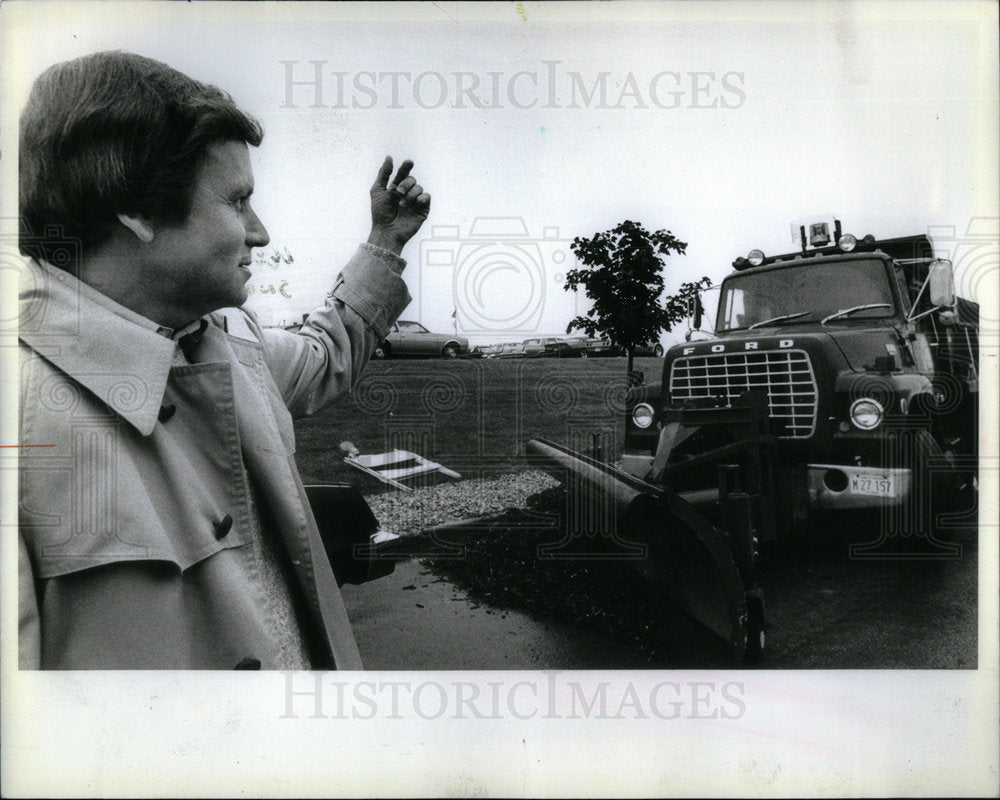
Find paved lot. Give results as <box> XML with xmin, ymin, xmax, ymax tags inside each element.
<box><xmin>344</xmin><ymin>559</ymin><xmax>645</xmax><ymax>670</ymax></box>
<box><xmin>758</xmin><ymin>523</ymin><xmax>978</xmax><ymax>669</ymax></box>
<box><xmin>342</xmin><ymin>520</ymin><xmax>979</xmax><ymax>670</ymax></box>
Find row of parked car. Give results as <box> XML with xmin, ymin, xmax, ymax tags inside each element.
<box><xmin>477</xmin><ymin>336</ymin><xmax>664</xmax><ymax>359</ymax></box>
<box><xmin>366</xmin><ymin>319</ymin><xmax>665</xmax><ymax>360</ymax></box>
<box><xmin>480</xmin><ymin>337</ymin><xmax>609</xmax><ymax>359</ymax></box>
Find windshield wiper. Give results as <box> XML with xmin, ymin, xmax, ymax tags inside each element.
<box><xmin>821</xmin><ymin>303</ymin><xmax>891</xmax><ymax>324</ymax></box>
<box><xmin>748</xmin><ymin>311</ymin><xmax>810</xmax><ymax>329</ymax></box>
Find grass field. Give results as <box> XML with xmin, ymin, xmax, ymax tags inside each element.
<box><xmin>294</xmin><ymin>356</ymin><xmax>664</xmax><ymax>491</ymax></box>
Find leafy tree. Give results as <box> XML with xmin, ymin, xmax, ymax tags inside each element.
<box><xmin>564</xmin><ymin>220</ymin><xmax>708</xmax><ymax>379</ymax></box>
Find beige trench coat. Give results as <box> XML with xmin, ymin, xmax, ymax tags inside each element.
<box><xmin>18</xmin><ymin>247</ymin><xmax>409</xmax><ymax>669</ymax></box>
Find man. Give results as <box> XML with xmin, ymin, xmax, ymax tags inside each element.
<box><xmin>17</xmin><ymin>51</ymin><xmax>430</xmax><ymax>669</ymax></box>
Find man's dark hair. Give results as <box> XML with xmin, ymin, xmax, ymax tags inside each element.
<box><xmin>19</xmin><ymin>51</ymin><xmax>263</xmax><ymax>265</ymax></box>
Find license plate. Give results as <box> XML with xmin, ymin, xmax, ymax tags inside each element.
<box><xmin>849</xmin><ymin>474</ymin><xmax>894</xmax><ymax>497</ymax></box>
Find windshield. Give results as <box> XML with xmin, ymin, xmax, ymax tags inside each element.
<box><xmin>716</xmin><ymin>258</ymin><xmax>896</xmax><ymax>331</ymax></box>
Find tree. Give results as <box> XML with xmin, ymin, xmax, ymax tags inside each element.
<box><xmin>564</xmin><ymin>220</ymin><xmax>708</xmax><ymax>380</ymax></box>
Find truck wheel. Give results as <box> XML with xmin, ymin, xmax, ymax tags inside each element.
<box><xmin>442</xmin><ymin>344</ymin><xmax>459</xmax><ymax>359</ymax></box>
<box><xmin>899</xmin><ymin>428</ymin><xmax>963</xmax><ymax>549</ymax></box>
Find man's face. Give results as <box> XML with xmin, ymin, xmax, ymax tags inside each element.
<box><xmin>148</xmin><ymin>140</ymin><xmax>269</xmax><ymax>324</ymax></box>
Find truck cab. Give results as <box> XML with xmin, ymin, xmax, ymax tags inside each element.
<box><xmin>624</xmin><ymin>220</ymin><xmax>979</xmax><ymax>536</ymax></box>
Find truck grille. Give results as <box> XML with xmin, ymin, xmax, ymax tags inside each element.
<box><xmin>669</xmin><ymin>350</ymin><xmax>819</xmax><ymax>437</ymax></box>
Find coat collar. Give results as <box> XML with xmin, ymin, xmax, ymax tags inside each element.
<box><xmin>20</xmin><ymin>258</ymin><xmax>188</xmax><ymax>436</ymax></box>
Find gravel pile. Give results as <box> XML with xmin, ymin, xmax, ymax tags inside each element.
<box><xmin>365</xmin><ymin>470</ymin><xmax>560</xmax><ymax>536</ymax></box>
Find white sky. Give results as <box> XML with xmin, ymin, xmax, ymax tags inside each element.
<box><xmin>3</xmin><ymin>1</ymin><xmax>997</xmax><ymax>344</ymax></box>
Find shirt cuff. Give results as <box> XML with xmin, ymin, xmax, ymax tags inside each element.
<box><xmin>330</xmin><ymin>244</ymin><xmax>412</xmax><ymax>339</ymax></box>
<box><xmin>359</xmin><ymin>242</ymin><xmax>406</xmax><ymax>275</ymax></box>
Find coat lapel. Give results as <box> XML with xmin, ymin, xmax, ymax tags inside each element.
<box><xmin>212</xmin><ymin>326</ymin><xmax>363</xmax><ymax>670</ymax></box>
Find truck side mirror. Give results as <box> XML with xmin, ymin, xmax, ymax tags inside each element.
<box><xmin>693</xmin><ymin>294</ymin><xmax>703</xmax><ymax>330</ymax></box>
<box><xmin>928</xmin><ymin>259</ymin><xmax>956</xmax><ymax>309</ymax></box>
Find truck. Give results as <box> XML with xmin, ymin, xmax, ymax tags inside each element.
<box><xmin>622</xmin><ymin>219</ymin><xmax>979</xmax><ymax>544</ymax></box>
<box><xmin>527</xmin><ymin>218</ymin><xmax>979</xmax><ymax>661</ymax></box>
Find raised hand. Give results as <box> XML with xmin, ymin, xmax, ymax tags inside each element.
<box><xmin>367</xmin><ymin>156</ymin><xmax>431</xmax><ymax>255</ymax></box>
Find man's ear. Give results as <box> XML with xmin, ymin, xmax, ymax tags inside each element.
<box><xmin>116</xmin><ymin>213</ymin><xmax>156</xmax><ymax>243</ymax></box>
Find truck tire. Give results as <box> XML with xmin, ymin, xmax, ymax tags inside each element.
<box><xmin>892</xmin><ymin>427</ymin><xmax>963</xmax><ymax>549</ymax></box>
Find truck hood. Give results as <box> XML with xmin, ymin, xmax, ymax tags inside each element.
<box><xmin>670</xmin><ymin>323</ymin><xmax>902</xmax><ymax>372</ymax></box>
<box><xmin>819</xmin><ymin>326</ymin><xmax>902</xmax><ymax>371</ymax></box>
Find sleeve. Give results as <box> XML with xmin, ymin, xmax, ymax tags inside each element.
<box><xmin>259</xmin><ymin>244</ymin><xmax>412</xmax><ymax>419</ymax></box>
<box><xmin>19</xmin><ymin>530</ymin><xmax>41</xmax><ymax>669</ymax></box>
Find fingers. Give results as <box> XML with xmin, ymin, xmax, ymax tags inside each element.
<box><xmin>393</xmin><ymin>176</ymin><xmax>418</xmax><ymax>198</ymax></box>
<box><xmin>372</xmin><ymin>156</ymin><xmax>393</xmax><ymax>191</ymax></box>
<box><xmin>389</xmin><ymin>159</ymin><xmax>414</xmax><ymax>190</ymax></box>
<box><xmin>412</xmin><ymin>193</ymin><xmax>431</xmax><ymax>214</ymax></box>
<box><xmin>372</xmin><ymin>155</ymin><xmax>429</xmax><ymax>215</ymax></box>
<box><xmin>399</xmin><ymin>185</ymin><xmax>430</xmax><ymax>211</ymax></box>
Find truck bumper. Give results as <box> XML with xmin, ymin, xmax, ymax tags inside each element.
<box><xmin>623</xmin><ymin>454</ymin><xmax>914</xmax><ymax>512</ymax></box>
<box><xmin>806</xmin><ymin>464</ymin><xmax>912</xmax><ymax>510</ymax></box>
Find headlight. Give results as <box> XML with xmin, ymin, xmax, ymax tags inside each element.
<box><xmin>631</xmin><ymin>402</ymin><xmax>655</xmax><ymax>429</ymax></box>
<box><xmin>849</xmin><ymin>397</ymin><xmax>884</xmax><ymax>430</ymax></box>
<box><xmin>747</xmin><ymin>249</ymin><xmax>765</xmax><ymax>267</ymax></box>
<box><xmin>837</xmin><ymin>233</ymin><xmax>857</xmax><ymax>252</ymax></box>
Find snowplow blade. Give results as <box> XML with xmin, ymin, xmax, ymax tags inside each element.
<box><xmin>525</xmin><ymin>436</ymin><xmax>750</xmax><ymax>661</ymax></box>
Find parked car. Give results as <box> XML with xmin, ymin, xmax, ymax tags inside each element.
<box><xmin>374</xmin><ymin>320</ymin><xmax>469</xmax><ymax>359</ymax></box>
<box><xmin>495</xmin><ymin>342</ymin><xmax>527</xmax><ymax>358</ymax></box>
<box><xmin>633</xmin><ymin>340</ymin><xmax>665</xmax><ymax>357</ymax></box>
<box><xmin>477</xmin><ymin>343</ymin><xmax>503</xmax><ymax>358</ymax></box>
<box><xmin>521</xmin><ymin>337</ymin><xmax>570</xmax><ymax>357</ymax></box>
<box><xmin>580</xmin><ymin>337</ymin><xmax>621</xmax><ymax>357</ymax></box>
<box><xmin>554</xmin><ymin>337</ymin><xmax>590</xmax><ymax>358</ymax></box>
